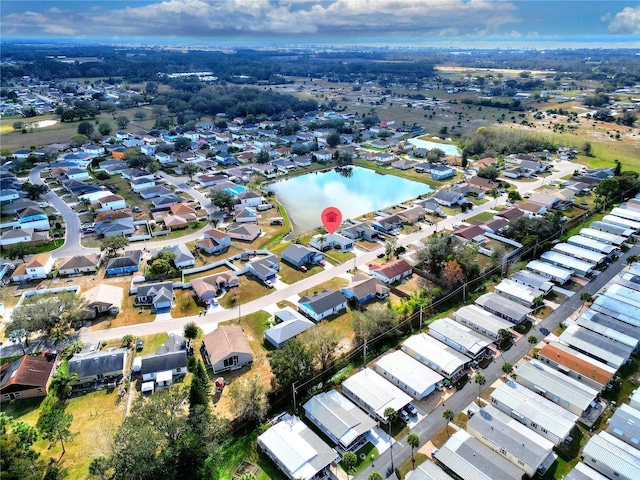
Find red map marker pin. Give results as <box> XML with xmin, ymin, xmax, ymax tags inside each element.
<box><xmin>321</xmin><ymin>206</ymin><xmax>342</xmax><ymax>234</ymax></box>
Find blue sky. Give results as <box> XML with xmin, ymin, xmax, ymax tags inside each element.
<box><xmin>1</xmin><ymin>1</ymin><xmax>639</xmax><ymax>47</ymax></box>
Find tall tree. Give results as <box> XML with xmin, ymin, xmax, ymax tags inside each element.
<box><xmin>352</xmin><ymin>306</ymin><xmax>399</xmax><ymax>345</ymax></box>
<box><xmin>384</xmin><ymin>237</ymin><xmax>397</xmax><ymax>260</ymax></box>
<box><xmin>181</xmin><ymin>163</ymin><xmax>202</xmax><ymax>182</ymax></box>
<box><xmin>183</xmin><ymin>321</ymin><xmax>200</xmax><ymax>347</ymax></box>
<box><xmin>527</xmin><ymin>335</ymin><xmax>538</xmax><ymax>346</ymax></box>
<box><xmin>442</xmin><ymin>408</ymin><xmax>455</xmax><ymax>437</ymax></box>
<box><xmin>594</xmin><ymin>177</ymin><xmax>621</xmax><ymax>204</ymax></box>
<box><xmin>50</xmin><ymin>371</ymin><xmax>79</xmax><ymax>399</ymax></box>
<box><xmin>407</xmin><ymin>433</ymin><xmax>420</xmax><ymax>470</ymax></box>
<box><xmin>39</xmin><ymin>408</ymin><xmax>76</xmax><ymax>456</ymax></box>
<box><xmin>269</xmin><ymin>338</ymin><xmax>314</xmax><ymax>392</ymax></box>
<box><xmin>99</xmin><ymin>236</ymin><xmax>129</xmax><ymax>256</ymax></box>
<box><xmin>77</xmin><ymin>121</ymin><xmax>94</xmax><ymax>136</ymax></box>
<box><xmin>304</xmin><ymin>323</ymin><xmax>340</xmax><ymax>372</ymax></box>
<box><xmin>384</xmin><ymin>407</ymin><xmax>397</xmax><ymax>440</ymax></box>
<box><xmin>256</xmin><ymin>150</ymin><xmax>270</xmax><ymax>164</ymax></box>
<box><xmin>8</xmin><ymin>328</ymin><xmax>29</xmax><ymax>354</ymax></box>
<box><xmin>209</xmin><ymin>190</ymin><xmax>235</xmax><ymax>213</ymax></box>
<box><xmin>228</xmin><ymin>375</ymin><xmax>269</xmax><ymax>425</ymax></box>
<box><xmin>1</xmin><ymin>416</ymin><xmax>46</xmax><ymax>480</ymax></box>
<box><xmin>115</xmin><ymin>116</ymin><xmax>129</xmax><ymax>129</ymax></box>
<box><xmin>4</xmin><ymin>242</ymin><xmax>38</xmax><ymax>261</ymax></box>
<box><xmin>474</xmin><ymin>374</ymin><xmax>486</xmax><ymax>404</ymax></box>
<box><xmin>501</xmin><ymin>362</ymin><xmax>514</xmax><ymax>377</ymax></box>
<box><xmin>342</xmin><ymin>451</ymin><xmax>357</xmax><ymax>480</ymax></box>
<box><xmin>442</xmin><ymin>259</ymin><xmax>465</xmax><ymax>288</ymax></box>
<box><xmin>21</xmin><ymin>182</ymin><xmax>49</xmax><ymax>200</ymax></box>
<box><xmin>8</xmin><ymin>292</ymin><xmax>88</xmax><ymax>337</ymax></box>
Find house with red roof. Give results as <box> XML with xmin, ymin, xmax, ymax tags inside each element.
<box><xmin>369</xmin><ymin>259</ymin><xmax>413</xmax><ymax>284</ymax></box>
<box><xmin>0</xmin><ymin>354</ymin><xmax>56</xmax><ymax>401</ymax></box>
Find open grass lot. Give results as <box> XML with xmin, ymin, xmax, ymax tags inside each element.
<box><xmin>91</xmin><ymin>293</ymin><xmax>155</xmax><ymax>331</ymax></box>
<box><xmin>218</xmin><ymin>276</ymin><xmax>271</xmax><ymax>309</ymax></box>
<box><xmin>172</xmin><ymin>288</ymin><xmax>201</xmax><ymax>317</ymax></box>
<box><xmin>2</xmin><ymin>388</ymin><xmax>125</xmax><ymax>480</ymax></box>
<box><xmin>277</xmin><ymin>260</ymin><xmax>324</xmax><ymax>285</ymax></box>
<box><xmin>466</xmin><ymin>211</ymin><xmax>495</xmax><ymax>223</ymax></box>
<box><xmin>354</xmin><ymin>158</ymin><xmax>457</xmax><ymax>190</ymax></box>
<box><xmin>213</xmin><ymin>429</ymin><xmax>282</xmax><ymax>480</ymax></box>
<box><xmin>308</xmin><ymin>276</ymin><xmax>349</xmax><ymax>293</ymax></box>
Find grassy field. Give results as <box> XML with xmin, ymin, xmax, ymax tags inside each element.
<box><xmin>172</xmin><ymin>288</ymin><xmax>201</xmax><ymax>317</ymax></box>
<box><xmin>218</xmin><ymin>277</ymin><xmax>271</xmax><ymax>309</ymax></box>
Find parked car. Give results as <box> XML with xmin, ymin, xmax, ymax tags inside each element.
<box><xmin>264</xmin><ymin>280</ymin><xmax>274</xmax><ymax>288</ymax></box>
<box><xmin>399</xmin><ymin>409</ymin><xmax>410</xmax><ymax>423</ymax></box>
<box><xmin>136</xmin><ymin>340</ymin><xmax>144</xmax><ymax>351</ymax></box>
<box><xmin>405</xmin><ymin>403</ymin><xmax>418</xmax><ymax>416</ymax></box>
<box><xmin>377</xmin><ymin>252</ymin><xmax>385</xmax><ymax>258</ymax></box>
<box><xmin>300</xmin><ymin>265</ymin><xmax>307</xmax><ymax>272</ymax></box>
<box><xmin>133</xmin><ymin>206</ymin><xmax>141</xmax><ymax>213</ymax></box>
<box><xmin>316</xmin><ymin>259</ymin><xmax>325</xmax><ymax>267</ymax></box>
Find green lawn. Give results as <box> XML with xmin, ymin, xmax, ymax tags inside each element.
<box><xmin>466</xmin><ymin>211</ymin><xmax>495</xmax><ymax>223</ymax></box>
<box><xmin>354</xmin><ymin>158</ymin><xmax>458</xmax><ymax>190</ymax></box>
<box><xmin>339</xmin><ymin>442</ymin><xmax>379</xmax><ymax>476</ymax></box>
<box><xmin>218</xmin><ymin>277</ymin><xmax>271</xmax><ymax>309</ymax></box>
<box><xmin>278</xmin><ymin>262</ymin><xmax>324</xmax><ymax>284</ymax></box>
<box><xmin>213</xmin><ymin>429</ymin><xmax>282</xmax><ymax>480</ymax></box>
<box><xmin>172</xmin><ymin>288</ymin><xmax>201</xmax><ymax>317</ymax></box>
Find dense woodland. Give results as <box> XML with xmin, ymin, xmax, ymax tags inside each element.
<box><xmin>1</xmin><ymin>44</ymin><xmax>639</xmax><ymax>88</ymax></box>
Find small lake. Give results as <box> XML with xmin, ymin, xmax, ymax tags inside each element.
<box><xmin>408</xmin><ymin>138</ymin><xmax>461</xmax><ymax>156</ymax></box>
<box><xmin>265</xmin><ymin>166</ymin><xmax>433</xmax><ymax>234</ymax></box>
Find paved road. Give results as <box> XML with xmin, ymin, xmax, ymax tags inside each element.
<box><xmin>354</xmin><ymin>243</ymin><xmax>640</xmax><ymax>479</ymax></box>
<box><xmin>29</xmin><ymin>165</ymin><xmax>95</xmax><ymax>257</ymax></box>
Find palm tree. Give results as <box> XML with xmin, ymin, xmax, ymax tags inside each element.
<box><xmin>579</xmin><ymin>292</ymin><xmax>593</xmax><ymax>312</ymax></box>
<box><xmin>532</xmin><ymin>296</ymin><xmax>545</xmax><ymax>312</ymax></box>
<box><xmin>342</xmin><ymin>451</ymin><xmax>357</xmax><ymax>480</ymax></box>
<box><xmin>501</xmin><ymin>362</ymin><xmax>513</xmax><ymax>378</ymax></box>
<box><xmin>626</xmin><ymin>255</ymin><xmax>639</xmax><ymax>265</ymax></box>
<box><xmin>442</xmin><ymin>408</ymin><xmax>455</xmax><ymax>437</ymax></box>
<box><xmin>50</xmin><ymin>371</ymin><xmax>79</xmax><ymax>399</ymax></box>
<box><xmin>8</xmin><ymin>329</ymin><xmax>29</xmax><ymax>354</ymax></box>
<box><xmin>50</xmin><ymin>328</ymin><xmax>69</xmax><ymax>346</ymax></box>
<box><xmin>527</xmin><ymin>335</ymin><xmax>538</xmax><ymax>347</ymax></box>
<box><xmin>121</xmin><ymin>334</ymin><xmax>135</xmax><ymax>348</ymax></box>
<box><xmin>384</xmin><ymin>407</ymin><xmax>397</xmax><ymax>441</ymax></box>
<box><xmin>317</xmin><ymin>234</ymin><xmax>327</xmax><ymax>252</ymax></box>
<box><xmin>407</xmin><ymin>433</ymin><xmax>420</xmax><ymax>470</ymax></box>
<box><xmin>66</xmin><ymin>340</ymin><xmax>83</xmax><ymax>355</ymax></box>
<box><xmin>474</xmin><ymin>374</ymin><xmax>486</xmax><ymax>404</ymax></box>
<box><xmin>489</xmin><ymin>188</ymin><xmax>500</xmax><ymax>207</ymax></box>
<box><xmin>368</xmin><ymin>473</ymin><xmax>383</xmax><ymax>480</ymax></box>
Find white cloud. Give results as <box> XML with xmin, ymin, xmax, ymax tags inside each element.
<box><xmin>608</xmin><ymin>5</ymin><xmax>640</xmax><ymax>34</ymax></box>
<box><xmin>1</xmin><ymin>0</ymin><xmax>519</xmax><ymax>39</ymax></box>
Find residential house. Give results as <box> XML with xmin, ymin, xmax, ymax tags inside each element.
<box><xmin>451</xmin><ymin>305</ymin><xmax>515</xmax><ymax>342</ymax></box>
<box><xmin>515</xmin><ymin>201</ymin><xmax>547</xmax><ymax>216</ymax></box>
<box><xmin>303</xmin><ymin>390</ymin><xmax>377</xmax><ymax>452</ymax></box>
<box><xmin>490</xmin><ymin>380</ymin><xmax>578</xmax><ymax>445</ymax></box>
<box><xmin>567</xmin><ymin>235</ymin><xmax>618</xmax><ymax>257</ymax></box>
<box><xmin>341</xmin><ymin>367</ymin><xmax>412</xmax><ymax>424</ymax></box>
<box><xmin>264</xmin><ymin>308</ymin><xmax>315</xmax><ymax>349</ymax></box>
<box><xmin>392</xmin><ymin>158</ymin><xmax>417</xmax><ymax>170</ymax></box>
<box><xmin>0</xmin><ymin>228</ymin><xmax>49</xmax><ymax>247</ymax></box>
<box><xmin>565</xmin><ymin>463</ymin><xmax>609</xmax><ymax>480</ymax></box>
<box><xmin>341</xmin><ymin>222</ymin><xmax>379</xmax><ymax>241</ymax></box>
<box><xmin>558</xmin><ymin>324</ymin><xmax>632</xmax><ymax>369</ymax></box>
<box><xmin>374</xmin><ymin>350</ymin><xmax>444</xmax><ymax>400</ymax></box>
<box><xmin>0</xmin><ymin>355</ymin><xmax>56</xmax><ymax>401</ymax></box>
<box><xmin>247</xmin><ymin>254</ymin><xmax>280</xmax><ymax>282</ymax></box>
<box><xmin>257</xmin><ymin>414</ymin><xmax>339</xmax><ymax>480</ymax></box>
<box><xmin>282</xmin><ymin>244</ymin><xmax>322</xmax><ymax>268</ymax></box>
<box><xmin>427</xmin><ymin>318</ymin><xmax>491</xmax><ymax>360</ymax></box>
<box><xmin>139</xmin><ymin>185</ymin><xmax>173</xmax><ymax>199</ymax></box>
<box><xmin>226</xmin><ymin>223</ymin><xmax>262</xmax><ymax>242</ymax></box>
<box><xmin>58</xmin><ymin>254</ymin><xmax>101</xmax><ymax>276</ymax></box>
<box><xmin>398</xmin><ymin>206</ymin><xmax>426</xmax><ymax>225</ymax></box>
<box><xmin>510</xmin><ymin>270</ymin><xmax>554</xmax><ymax>295</ymax></box>
<box><xmin>540</xmin><ymin>251</ymin><xmax>594</xmax><ymax>277</ymax></box>
<box><xmin>234</xmin><ymin>206</ymin><xmax>258</xmax><ymax>223</ymax></box>
<box><xmin>310</xmin><ymin>233</ymin><xmax>353</xmax><ymax>251</ymax></box>
<box><xmin>433</xmin><ymin>190</ymin><xmax>464</xmax><ymax>207</ymax></box>
<box><xmin>131</xmin><ymin>177</ymin><xmax>156</xmax><ymax>193</ymax></box>
<box><xmin>82</xmin><ymin>284</ymin><xmax>124</xmax><ymax>319</ymax></box>
<box><xmin>480</xmin><ymin>218</ymin><xmax>509</xmax><ymax>234</ymax></box>
<box><xmin>236</xmin><ymin>190</ymin><xmax>263</xmax><ymax>207</ymax></box>
<box><xmin>371</xmin><ymin>214</ymin><xmax>403</xmax><ymax>233</ymax></box>
<box><xmin>191</xmin><ymin>271</ymin><xmax>239</xmax><ymax>302</ymax></box>
<box><xmin>95</xmin><ymin>209</ymin><xmax>135</xmax><ymax>238</ymax></box>
<box><xmin>298</xmin><ymin>290</ymin><xmax>347</xmax><ymax>322</ymax></box>
<box><xmin>413</xmin><ymin>198</ymin><xmax>442</xmax><ymax>215</ymax></box>
<box><xmin>453</xmin><ymin>224</ymin><xmax>487</xmax><ymax>245</ymax></box>
<box><xmin>139</xmin><ymin>335</ymin><xmax>187</xmax><ymax>392</ymax></box>
<box><xmin>197</xmin><ymin>173</ymin><xmax>228</xmax><ymax>188</ymax></box>
<box><xmin>414</xmin><ymin>162</ymin><xmax>436</xmax><ymax>173</ymax></box>
<box><xmin>467</xmin><ymin>405</ymin><xmax>556</xmax><ymax>477</ymax></box>
<box><xmin>514</xmin><ymin>359</ymin><xmax>600</xmax><ymax>417</ymax></box>
<box><xmin>67</xmin><ymin>349</ymin><xmax>127</xmax><ymax>391</ymax></box>
<box><xmin>92</xmin><ymin>194</ymin><xmax>127</xmax><ymax>211</ymax></box>
<box><xmin>494</xmin><ymin>207</ymin><xmax>524</xmax><ymax>222</ymax></box>
<box><xmin>528</xmin><ymin>192</ymin><xmax>560</xmax><ymax>210</ymax></box>
<box><xmin>475</xmin><ymin>293</ymin><xmax>532</xmax><ymax>325</ymax></box>
<box><xmin>526</xmin><ymin>260</ymin><xmax>573</xmax><ymax>284</ymax></box>
<box><xmin>152</xmin><ymin>194</ymin><xmax>187</xmax><ymax>210</ymax></box>
<box><xmin>135</xmin><ymin>282</ymin><xmax>174</xmax><ymax>312</ymax></box>
<box><xmin>475</xmin><ymin>157</ymin><xmax>497</xmax><ymax>169</ymax></box>
<box><xmin>196</xmin><ymin>228</ymin><xmax>231</xmax><ymax>254</ymax></box>
<box><xmin>468</xmin><ymin>176</ymin><xmax>500</xmax><ymax>192</ymax></box>
<box><xmin>201</xmin><ymin>325</ymin><xmax>253</xmax><ymax>373</ymax></box>
<box><xmin>606</xmin><ymin>403</ymin><xmax>640</xmax><ymax>448</ymax></box>
<box><xmin>155</xmin><ymin>152</ymin><xmax>175</xmax><ymax>164</ymax></box>
<box><xmin>537</xmin><ymin>341</ymin><xmax>615</xmax><ymax>392</ymax></box>
<box><xmin>495</xmin><ymin>279</ymin><xmax>539</xmax><ymax>307</ymax></box>
<box><xmin>11</xmin><ymin>253</ymin><xmax>54</xmax><ymax>282</ymax></box>
<box><xmin>154</xmin><ymin>244</ymin><xmax>195</xmax><ymax>268</ymax></box>
<box><xmin>341</xmin><ymin>273</ymin><xmax>390</xmax><ymax>304</ymax></box>
<box><xmin>430</xmin><ymin>165</ymin><xmax>456</xmax><ymax>180</ymax></box>
<box><xmin>369</xmin><ymin>259</ymin><xmax>412</xmax><ymax>284</ymax></box>
<box><xmin>16</xmin><ymin>206</ymin><xmax>49</xmax><ymax>230</ymax></box>
<box><xmin>105</xmin><ymin>250</ymin><xmax>142</xmax><ymax>275</ymax></box>
<box><xmin>581</xmin><ymin>432</ymin><xmax>640</xmax><ymax>480</ymax></box>
<box><xmin>401</xmin><ymin>333</ymin><xmax>468</xmax><ymax>380</ymax></box>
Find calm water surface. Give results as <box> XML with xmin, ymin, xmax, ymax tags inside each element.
<box><xmin>265</xmin><ymin>166</ymin><xmax>433</xmax><ymax>234</ymax></box>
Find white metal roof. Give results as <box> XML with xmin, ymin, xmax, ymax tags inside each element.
<box><xmin>303</xmin><ymin>390</ymin><xmax>377</xmax><ymax>449</ymax></box>
<box><xmin>540</xmin><ymin>251</ymin><xmax>594</xmax><ymax>276</ymax></box>
<box><xmin>515</xmin><ymin>360</ymin><xmax>599</xmax><ymax>412</ymax></box>
<box><xmin>582</xmin><ymin>431</ymin><xmax>640</xmax><ymax>480</ymax></box>
<box><xmin>527</xmin><ymin>260</ymin><xmax>573</xmax><ymax>282</ymax></box>
<box><xmin>511</xmin><ymin>270</ymin><xmax>554</xmax><ymax>294</ymax></box>
<box><xmin>401</xmin><ymin>333</ymin><xmax>468</xmax><ymax>377</ymax></box>
<box><xmin>406</xmin><ymin>461</ymin><xmax>455</xmax><ymax>480</ymax></box>
<box><xmin>590</xmin><ymin>220</ymin><xmax>634</xmax><ymax>237</ymax></box>
<box><xmin>611</xmin><ymin>206</ymin><xmax>640</xmax><ymax>223</ymax></box>
<box><xmin>264</xmin><ymin>317</ymin><xmax>314</xmax><ymax>347</ymax></box>
<box><xmin>602</xmin><ymin>214</ymin><xmax>640</xmax><ymax>232</ymax></box>
<box><xmin>341</xmin><ymin>368</ymin><xmax>412</xmax><ymax>419</ymax></box>
<box><xmin>567</xmin><ymin>235</ymin><xmax>617</xmax><ymax>255</ymax></box>
<box><xmin>552</xmin><ymin>243</ymin><xmax>607</xmax><ymax>265</ymax></box>
<box><xmin>468</xmin><ymin>405</ymin><xmax>555</xmax><ymax>470</ymax></box>
<box><xmin>491</xmin><ymin>381</ymin><xmax>578</xmax><ymax>441</ymax></box>
<box><xmin>375</xmin><ymin>350</ymin><xmax>443</xmax><ymax>395</ymax></box>
<box><xmin>452</xmin><ymin>305</ymin><xmax>513</xmax><ymax>337</ymax></box>
<box><xmin>607</xmin><ymin>403</ymin><xmax>640</xmax><ymax>447</ymax></box>
<box><xmin>576</xmin><ymin>311</ymin><xmax>640</xmax><ymax>348</ymax></box>
<box><xmin>428</xmin><ymin>318</ymin><xmax>491</xmax><ymax>356</ymax></box>
<box><xmin>257</xmin><ymin>414</ymin><xmax>338</xmax><ymax>480</ymax></box>
<box><xmin>605</xmin><ymin>284</ymin><xmax>640</xmax><ymax>309</ymax></box>
<box><xmin>559</xmin><ymin>325</ymin><xmax>631</xmax><ymax>368</ymax></box>
<box><xmin>565</xmin><ymin>462</ymin><xmax>610</xmax><ymax>480</ymax></box>
<box><xmin>591</xmin><ymin>295</ymin><xmax>640</xmax><ymax>328</ymax></box>
<box><xmin>434</xmin><ymin>429</ymin><xmax>524</xmax><ymax>480</ymax></box>
<box><xmin>495</xmin><ymin>279</ymin><xmax>538</xmax><ymax>305</ymax></box>
<box><xmin>579</xmin><ymin>227</ymin><xmax>626</xmax><ymax>246</ymax></box>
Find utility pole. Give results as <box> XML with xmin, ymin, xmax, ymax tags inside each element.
<box><xmin>363</xmin><ymin>338</ymin><xmax>367</xmax><ymax>365</ymax></box>
<box><xmin>419</xmin><ymin>306</ymin><xmax>423</xmax><ymax>330</ymax></box>
<box><xmin>292</xmin><ymin>382</ymin><xmax>297</xmax><ymax>414</ymax></box>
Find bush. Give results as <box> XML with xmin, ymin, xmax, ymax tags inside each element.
<box><xmin>95</xmin><ymin>171</ymin><xmax>110</xmax><ymax>180</ymax></box>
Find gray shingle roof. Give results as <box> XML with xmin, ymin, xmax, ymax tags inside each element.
<box><xmin>298</xmin><ymin>290</ymin><xmax>346</xmax><ymax>314</ymax></box>
<box><xmin>68</xmin><ymin>349</ymin><xmax>126</xmax><ymax>378</ymax></box>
